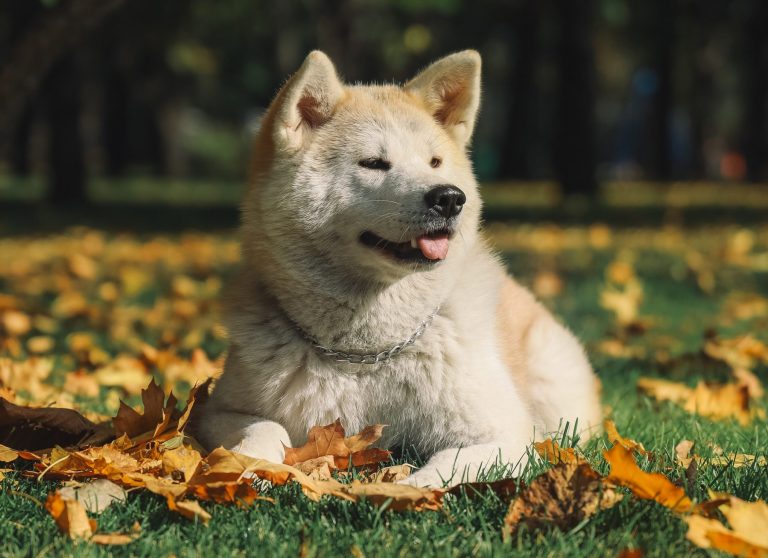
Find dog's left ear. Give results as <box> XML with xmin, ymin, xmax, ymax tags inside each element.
<box><xmin>272</xmin><ymin>51</ymin><xmax>344</xmax><ymax>151</ymax></box>
<box><xmin>405</xmin><ymin>50</ymin><xmax>481</xmax><ymax>147</ymax></box>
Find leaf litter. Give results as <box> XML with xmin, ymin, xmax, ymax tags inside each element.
<box><xmin>1</xmin><ymin>227</ymin><xmax>768</xmax><ymax>553</ymax></box>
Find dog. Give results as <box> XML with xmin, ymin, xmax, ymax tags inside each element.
<box><xmin>195</xmin><ymin>50</ymin><xmax>602</xmax><ymax>487</ymax></box>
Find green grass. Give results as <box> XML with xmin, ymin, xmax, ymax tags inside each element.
<box><xmin>1</xmin><ymin>222</ymin><xmax>767</xmax><ymax>557</ymax></box>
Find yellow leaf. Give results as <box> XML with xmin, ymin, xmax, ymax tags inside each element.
<box><xmin>0</xmin><ymin>444</ymin><xmax>18</xmax><ymax>462</ymax></box>
<box><xmin>637</xmin><ymin>377</ymin><xmax>760</xmax><ymax>425</ymax></box>
<box><xmin>685</xmin><ymin>497</ymin><xmax>768</xmax><ymax>557</ymax></box>
<box><xmin>45</xmin><ymin>491</ymin><xmax>96</xmax><ymax>540</ymax></box>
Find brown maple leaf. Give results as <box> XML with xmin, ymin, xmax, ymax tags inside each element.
<box><xmin>113</xmin><ymin>379</ymin><xmax>177</xmax><ymax>438</ymax></box>
<box><xmin>503</xmin><ymin>460</ymin><xmax>622</xmax><ymax>538</ymax></box>
<box><xmin>284</xmin><ymin>420</ymin><xmax>391</xmax><ymax>470</ymax></box>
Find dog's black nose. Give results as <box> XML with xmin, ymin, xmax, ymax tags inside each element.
<box><xmin>424</xmin><ymin>185</ymin><xmax>466</xmax><ymax>218</ymax></box>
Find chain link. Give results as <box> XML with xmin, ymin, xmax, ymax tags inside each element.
<box><xmin>297</xmin><ymin>306</ymin><xmax>440</xmax><ymax>364</ymax></box>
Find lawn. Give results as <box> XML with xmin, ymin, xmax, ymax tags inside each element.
<box><xmin>0</xmin><ymin>215</ymin><xmax>767</xmax><ymax>557</ymax></box>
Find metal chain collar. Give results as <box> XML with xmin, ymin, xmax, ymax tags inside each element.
<box><xmin>296</xmin><ymin>306</ymin><xmax>441</xmax><ymax>365</ymax></box>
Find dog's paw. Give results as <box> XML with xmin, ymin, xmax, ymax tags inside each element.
<box><xmin>397</xmin><ymin>466</ymin><xmax>450</xmax><ymax>489</ymax></box>
<box><xmin>228</xmin><ymin>421</ymin><xmax>291</xmax><ymax>464</ymax></box>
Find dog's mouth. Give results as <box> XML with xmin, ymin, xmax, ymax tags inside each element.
<box><xmin>359</xmin><ymin>229</ymin><xmax>453</xmax><ymax>264</ymax></box>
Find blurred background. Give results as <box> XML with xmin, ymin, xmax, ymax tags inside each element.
<box><xmin>0</xmin><ymin>0</ymin><xmax>767</xmax><ymax>211</ymax></box>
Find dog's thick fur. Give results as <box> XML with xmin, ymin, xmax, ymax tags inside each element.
<box><xmin>196</xmin><ymin>50</ymin><xmax>602</xmax><ymax>487</ymax></box>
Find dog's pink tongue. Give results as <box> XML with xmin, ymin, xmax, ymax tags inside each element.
<box><xmin>417</xmin><ymin>234</ymin><xmax>450</xmax><ymax>260</ymax></box>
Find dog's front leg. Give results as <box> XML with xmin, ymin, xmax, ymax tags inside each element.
<box><xmin>402</xmin><ymin>441</ymin><xmax>530</xmax><ymax>488</ymax></box>
<box><xmin>195</xmin><ymin>410</ymin><xmax>291</xmax><ymax>464</ymax></box>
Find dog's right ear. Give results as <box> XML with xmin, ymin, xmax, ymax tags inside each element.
<box><xmin>271</xmin><ymin>51</ymin><xmax>344</xmax><ymax>151</ymax></box>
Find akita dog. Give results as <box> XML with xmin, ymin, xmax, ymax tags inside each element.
<box><xmin>196</xmin><ymin>50</ymin><xmax>601</xmax><ymax>487</ymax></box>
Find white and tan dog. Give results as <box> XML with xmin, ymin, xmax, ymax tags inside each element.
<box><xmin>196</xmin><ymin>50</ymin><xmax>602</xmax><ymax>487</ymax></box>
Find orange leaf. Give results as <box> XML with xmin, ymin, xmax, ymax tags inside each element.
<box><xmin>604</xmin><ymin>420</ymin><xmax>649</xmax><ymax>456</ymax></box>
<box><xmin>534</xmin><ymin>439</ymin><xmax>580</xmax><ymax>464</ymax></box>
<box><xmin>284</xmin><ymin>420</ymin><xmax>391</xmax><ymax>471</ymax></box>
<box><xmin>604</xmin><ymin>444</ymin><xmax>694</xmax><ymax>513</ymax></box>
<box><xmin>167</xmin><ymin>498</ymin><xmax>211</xmax><ymax>524</ymax></box>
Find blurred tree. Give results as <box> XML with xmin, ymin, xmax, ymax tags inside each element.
<box><xmin>553</xmin><ymin>0</ymin><xmax>597</xmax><ymax>196</ymax></box>
<box><xmin>649</xmin><ymin>0</ymin><xmax>674</xmax><ymax>180</ymax></box>
<box><xmin>0</xmin><ymin>0</ymin><xmax>126</xmax><ymax>204</ymax></box>
<box><xmin>741</xmin><ymin>0</ymin><xmax>768</xmax><ymax>182</ymax></box>
<box><xmin>499</xmin><ymin>0</ymin><xmax>539</xmax><ymax>179</ymax></box>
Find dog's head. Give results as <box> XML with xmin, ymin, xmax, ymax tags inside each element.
<box><xmin>246</xmin><ymin>50</ymin><xmax>482</xmax><ymax>285</ymax></box>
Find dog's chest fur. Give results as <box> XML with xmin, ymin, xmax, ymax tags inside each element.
<box><xmin>212</xmin><ymin>247</ymin><xmax>528</xmax><ymax>455</ymax></box>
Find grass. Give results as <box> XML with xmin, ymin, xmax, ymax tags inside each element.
<box><xmin>1</xmin><ymin>217</ymin><xmax>767</xmax><ymax>557</ymax></box>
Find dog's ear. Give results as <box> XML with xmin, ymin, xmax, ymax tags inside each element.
<box><xmin>405</xmin><ymin>50</ymin><xmax>481</xmax><ymax>147</ymax></box>
<box><xmin>272</xmin><ymin>51</ymin><xmax>344</xmax><ymax>150</ymax></box>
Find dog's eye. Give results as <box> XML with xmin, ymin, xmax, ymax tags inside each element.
<box><xmin>358</xmin><ymin>158</ymin><xmax>391</xmax><ymax>171</ymax></box>
<box><xmin>430</xmin><ymin>156</ymin><xmax>442</xmax><ymax>169</ymax></box>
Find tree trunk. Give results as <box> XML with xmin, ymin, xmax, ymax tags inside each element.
<box><xmin>500</xmin><ymin>0</ymin><xmax>539</xmax><ymax>179</ymax></box>
<box><xmin>45</xmin><ymin>58</ymin><xmax>87</xmax><ymax>205</ymax></box>
<box><xmin>649</xmin><ymin>0</ymin><xmax>675</xmax><ymax>180</ymax></box>
<box><xmin>0</xmin><ymin>0</ymin><xmax>125</xmax><ymax>153</ymax></box>
<box><xmin>553</xmin><ymin>0</ymin><xmax>597</xmax><ymax>196</ymax></box>
<box><xmin>742</xmin><ymin>0</ymin><xmax>768</xmax><ymax>182</ymax></box>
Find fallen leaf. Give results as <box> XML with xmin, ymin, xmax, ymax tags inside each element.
<box><xmin>704</xmin><ymin>335</ymin><xmax>768</xmax><ymax>370</ymax></box>
<box><xmin>637</xmin><ymin>377</ymin><xmax>760</xmax><ymax>425</ymax></box>
<box><xmin>675</xmin><ymin>439</ymin><xmax>766</xmax><ymax>469</ymax></box>
<box><xmin>447</xmin><ymin>477</ymin><xmax>518</xmax><ymax>500</ymax></box>
<box><xmin>503</xmin><ymin>460</ymin><xmax>622</xmax><ymax>537</ymax></box>
<box><xmin>534</xmin><ymin>439</ymin><xmax>580</xmax><ymax>464</ymax></box>
<box><xmin>0</xmin><ymin>443</ymin><xmax>18</xmax><ymax>462</ymax></box>
<box><xmin>685</xmin><ymin>496</ymin><xmax>768</xmax><ymax>557</ymax></box>
<box><xmin>341</xmin><ymin>481</ymin><xmax>445</xmax><ymax>512</ymax></box>
<box><xmin>113</xmin><ymin>379</ymin><xmax>177</xmax><ymax>438</ymax></box>
<box><xmin>732</xmin><ymin>368</ymin><xmax>764</xmax><ymax>399</ymax></box>
<box><xmin>46</xmin><ymin>491</ymin><xmax>96</xmax><ymax>540</ymax></box>
<box><xmin>368</xmin><ymin>464</ymin><xmax>412</xmax><ymax>483</ymax></box>
<box><xmin>93</xmin><ymin>356</ymin><xmax>151</xmax><ymax>396</ymax></box>
<box><xmin>167</xmin><ymin>498</ymin><xmax>211</xmax><ymax>524</ymax></box>
<box><xmin>59</xmin><ymin>479</ymin><xmax>127</xmax><ymax>514</ymax></box>
<box><xmin>604</xmin><ymin>420</ymin><xmax>649</xmax><ymax>456</ymax></box>
<box><xmin>63</xmin><ymin>371</ymin><xmax>101</xmax><ymax>398</ymax></box>
<box><xmin>604</xmin><ymin>444</ymin><xmax>694</xmax><ymax>513</ymax></box>
<box><xmin>0</xmin><ymin>397</ymin><xmax>104</xmax><ymax>450</ymax></box>
<box><xmin>284</xmin><ymin>420</ymin><xmax>391</xmax><ymax>470</ymax></box>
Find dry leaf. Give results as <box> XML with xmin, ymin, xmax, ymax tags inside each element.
<box><xmin>704</xmin><ymin>335</ymin><xmax>768</xmax><ymax>370</ymax></box>
<box><xmin>447</xmin><ymin>477</ymin><xmax>518</xmax><ymax>500</ymax></box>
<box><xmin>637</xmin><ymin>377</ymin><xmax>760</xmax><ymax>425</ymax></box>
<box><xmin>604</xmin><ymin>420</ymin><xmax>649</xmax><ymax>456</ymax></box>
<box><xmin>341</xmin><ymin>481</ymin><xmax>444</xmax><ymax>511</ymax></box>
<box><xmin>113</xmin><ymin>379</ymin><xmax>177</xmax><ymax>438</ymax></box>
<box><xmin>0</xmin><ymin>443</ymin><xmax>18</xmax><ymax>462</ymax></box>
<box><xmin>46</xmin><ymin>491</ymin><xmax>96</xmax><ymax>540</ymax></box>
<box><xmin>685</xmin><ymin>497</ymin><xmax>768</xmax><ymax>557</ymax></box>
<box><xmin>59</xmin><ymin>479</ymin><xmax>127</xmax><ymax>514</ymax></box>
<box><xmin>604</xmin><ymin>444</ymin><xmax>694</xmax><ymax>513</ymax></box>
<box><xmin>0</xmin><ymin>397</ymin><xmax>104</xmax><ymax>450</ymax></box>
<box><xmin>368</xmin><ymin>464</ymin><xmax>412</xmax><ymax>483</ymax></box>
<box><xmin>503</xmin><ymin>461</ymin><xmax>622</xmax><ymax>537</ymax></box>
<box><xmin>167</xmin><ymin>498</ymin><xmax>211</xmax><ymax>524</ymax></box>
<box><xmin>534</xmin><ymin>439</ymin><xmax>580</xmax><ymax>464</ymax></box>
<box><xmin>284</xmin><ymin>420</ymin><xmax>390</xmax><ymax>470</ymax></box>
<box><xmin>675</xmin><ymin>439</ymin><xmax>766</xmax><ymax>469</ymax></box>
